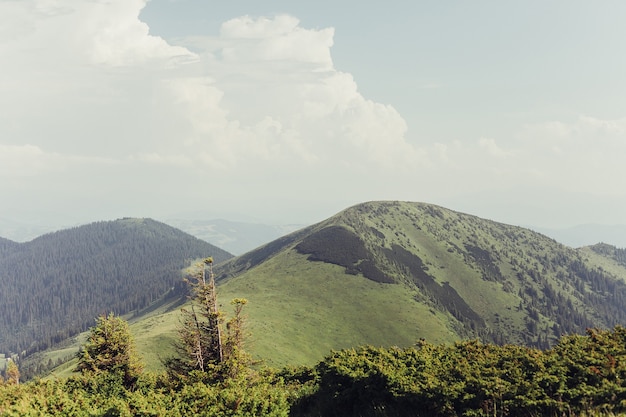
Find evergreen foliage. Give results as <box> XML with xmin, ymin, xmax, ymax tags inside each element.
<box><xmin>0</xmin><ymin>371</ymin><xmax>291</xmax><ymax>416</ymax></box>
<box><xmin>293</xmin><ymin>326</ymin><xmax>626</xmax><ymax>416</ymax></box>
<box><xmin>166</xmin><ymin>258</ymin><xmax>251</xmax><ymax>382</ymax></box>
<box><xmin>3</xmin><ymin>327</ymin><xmax>626</xmax><ymax>415</ymax></box>
<box><xmin>75</xmin><ymin>313</ymin><xmax>143</xmax><ymax>388</ymax></box>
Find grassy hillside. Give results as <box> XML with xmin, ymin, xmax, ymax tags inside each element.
<box><xmin>40</xmin><ymin>201</ymin><xmax>626</xmax><ymax>377</ymax></box>
<box><xmin>218</xmin><ymin>250</ymin><xmax>457</xmax><ymax>367</ymax></box>
<box><xmin>209</xmin><ymin>201</ymin><xmax>626</xmax><ymax>366</ymax></box>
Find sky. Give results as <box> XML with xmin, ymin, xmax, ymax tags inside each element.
<box><xmin>1</xmin><ymin>0</ymin><xmax>626</xmax><ymax>236</ymax></box>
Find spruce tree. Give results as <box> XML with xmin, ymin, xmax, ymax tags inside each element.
<box><xmin>75</xmin><ymin>313</ymin><xmax>143</xmax><ymax>387</ymax></box>
<box><xmin>167</xmin><ymin>257</ymin><xmax>250</xmax><ymax>381</ymax></box>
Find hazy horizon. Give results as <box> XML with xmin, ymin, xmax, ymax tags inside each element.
<box><xmin>3</xmin><ymin>204</ymin><xmax>626</xmax><ymax>251</ymax></box>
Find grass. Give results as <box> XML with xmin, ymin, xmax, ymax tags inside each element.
<box><xmin>218</xmin><ymin>249</ymin><xmax>458</xmax><ymax>367</ymax></box>
<box><xmin>46</xmin><ymin>248</ymin><xmax>458</xmax><ymax>375</ymax></box>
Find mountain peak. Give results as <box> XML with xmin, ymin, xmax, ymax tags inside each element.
<box><xmin>214</xmin><ymin>200</ymin><xmax>626</xmax><ymax>365</ymax></box>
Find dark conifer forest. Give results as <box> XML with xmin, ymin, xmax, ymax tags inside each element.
<box><xmin>0</xmin><ymin>218</ymin><xmax>232</xmax><ymax>357</ymax></box>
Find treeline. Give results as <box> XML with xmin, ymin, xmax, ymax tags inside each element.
<box><xmin>0</xmin><ymin>218</ymin><xmax>232</xmax><ymax>356</ymax></box>
<box><xmin>3</xmin><ymin>326</ymin><xmax>626</xmax><ymax>416</ymax></box>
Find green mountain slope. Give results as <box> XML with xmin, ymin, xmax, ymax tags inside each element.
<box><xmin>209</xmin><ymin>201</ymin><xmax>626</xmax><ymax>366</ymax></box>
<box><xmin>0</xmin><ymin>218</ymin><xmax>232</xmax><ymax>362</ymax></box>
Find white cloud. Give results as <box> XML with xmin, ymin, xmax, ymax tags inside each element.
<box><xmin>0</xmin><ymin>3</ymin><xmax>425</xmax><ymax>221</ymax></box>
<box><xmin>584</xmin><ymin>115</ymin><xmax>626</xmax><ymax>137</ymax></box>
<box><xmin>396</xmin><ymin>114</ymin><xmax>626</xmax><ymax>210</ymax></box>
<box><xmin>518</xmin><ymin>117</ymin><xmax>626</xmax><ymax>192</ymax></box>
<box><xmin>77</xmin><ymin>0</ymin><xmax>196</xmax><ymax>67</ymax></box>
<box><xmin>0</xmin><ymin>0</ymin><xmax>199</xmax><ymax>161</ymax></box>
<box><xmin>219</xmin><ymin>15</ymin><xmax>333</xmax><ymax>68</ymax></box>
<box><xmin>141</xmin><ymin>14</ymin><xmax>420</xmax><ymax>176</ymax></box>
<box><xmin>436</xmin><ymin>116</ymin><xmax>626</xmax><ymax>197</ymax></box>
<box><xmin>0</xmin><ymin>0</ymin><xmax>194</xmax><ymax>69</ymax></box>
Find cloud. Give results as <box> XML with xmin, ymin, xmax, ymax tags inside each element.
<box><xmin>0</xmin><ymin>3</ymin><xmax>426</xmax><ymax>221</ymax></box>
<box><xmin>0</xmin><ymin>0</ymin><xmax>194</xmax><ymax>69</ymax></box>
<box><xmin>515</xmin><ymin>116</ymin><xmax>626</xmax><ymax>192</ymax></box>
<box><xmin>143</xmin><ymin>13</ymin><xmax>420</xmax><ymax>176</ymax></box>
<box><xmin>219</xmin><ymin>15</ymin><xmax>334</xmax><ymax>68</ymax></box>
<box><xmin>0</xmin><ymin>4</ymin><xmax>416</xmax><ymax>172</ymax></box>
<box><xmin>437</xmin><ymin>116</ymin><xmax>626</xmax><ymax>198</ymax></box>
<box><xmin>0</xmin><ymin>0</ymin><xmax>198</xmax><ymax>160</ymax></box>
<box><xmin>78</xmin><ymin>0</ymin><xmax>196</xmax><ymax>67</ymax></box>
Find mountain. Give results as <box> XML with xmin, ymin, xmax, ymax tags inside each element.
<box><xmin>0</xmin><ymin>218</ymin><xmax>233</xmax><ymax>358</ymax></box>
<box><xmin>205</xmin><ymin>201</ymin><xmax>626</xmax><ymax>366</ymax></box>
<box><xmin>162</xmin><ymin>218</ymin><xmax>304</xmax><ymax>255</ymax></box>
<box><xmin>0</xmin><ymin>237</ymin><xmax>18</xmax><ymax>256</ymax></box>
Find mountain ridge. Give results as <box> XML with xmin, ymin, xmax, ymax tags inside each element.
<box><xmin>4</xmin><ymin>215</ymin><xmax>626</xmax><ymax>252</ymax></box>
<box><xmin>8</xmin><ymin>201</ymin><xmax>626</xmax><ymax>378</ymax></box>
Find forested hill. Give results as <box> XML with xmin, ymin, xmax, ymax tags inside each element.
<box><xmin>0</xmin><ymin>218</ymin><xmax>232</xmax><ymax>357</ymax></box>
<box><xmin>0</xmin><ymin>237</ymin><xmax>18</xmax><ymax>256</ymax></box>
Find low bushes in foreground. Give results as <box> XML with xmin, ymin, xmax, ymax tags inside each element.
<box><xmin>4</xmin><ymin>327</ymin><xmax>626</xmax><ymax>416</ymax></box>
<box><xmin>0</xmin><ymin>371</ymin><xmax>291</xmax><ymax>416</ymax></box>
<box><xmin>292</xmin><ymin>326</ymin><xmax>626</xmax><ymax>417</ymax></box>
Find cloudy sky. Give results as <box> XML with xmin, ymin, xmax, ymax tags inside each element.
<box><xmin>1</xmin><ymin>0</ymin><xmax>626</xmax><ymax>236</ymax></box>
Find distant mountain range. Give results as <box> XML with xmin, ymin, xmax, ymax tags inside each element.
<box><xmin>161</xmin><ymin>218</ymin><xmax>303</xmax><ymax>255</ymax></box>
<box><xmin>2</xmin><ymin>212</ymin><xmax>625</xmax><ymax>253</ymax></box>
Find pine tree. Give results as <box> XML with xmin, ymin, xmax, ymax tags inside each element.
<box><xmin>222</xmin><ymin>298</ymin><xmax>250</xmax><ymax>379</ymax></box>
<box><xmin>166</xmin><ymin>257</ymin><xmax>250</xmax><ymax>381</ymax></box>
<box><xmin>75</xmin><ymin>313</ymin><xmax>143</xmax><ymax>387</ymax></box>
